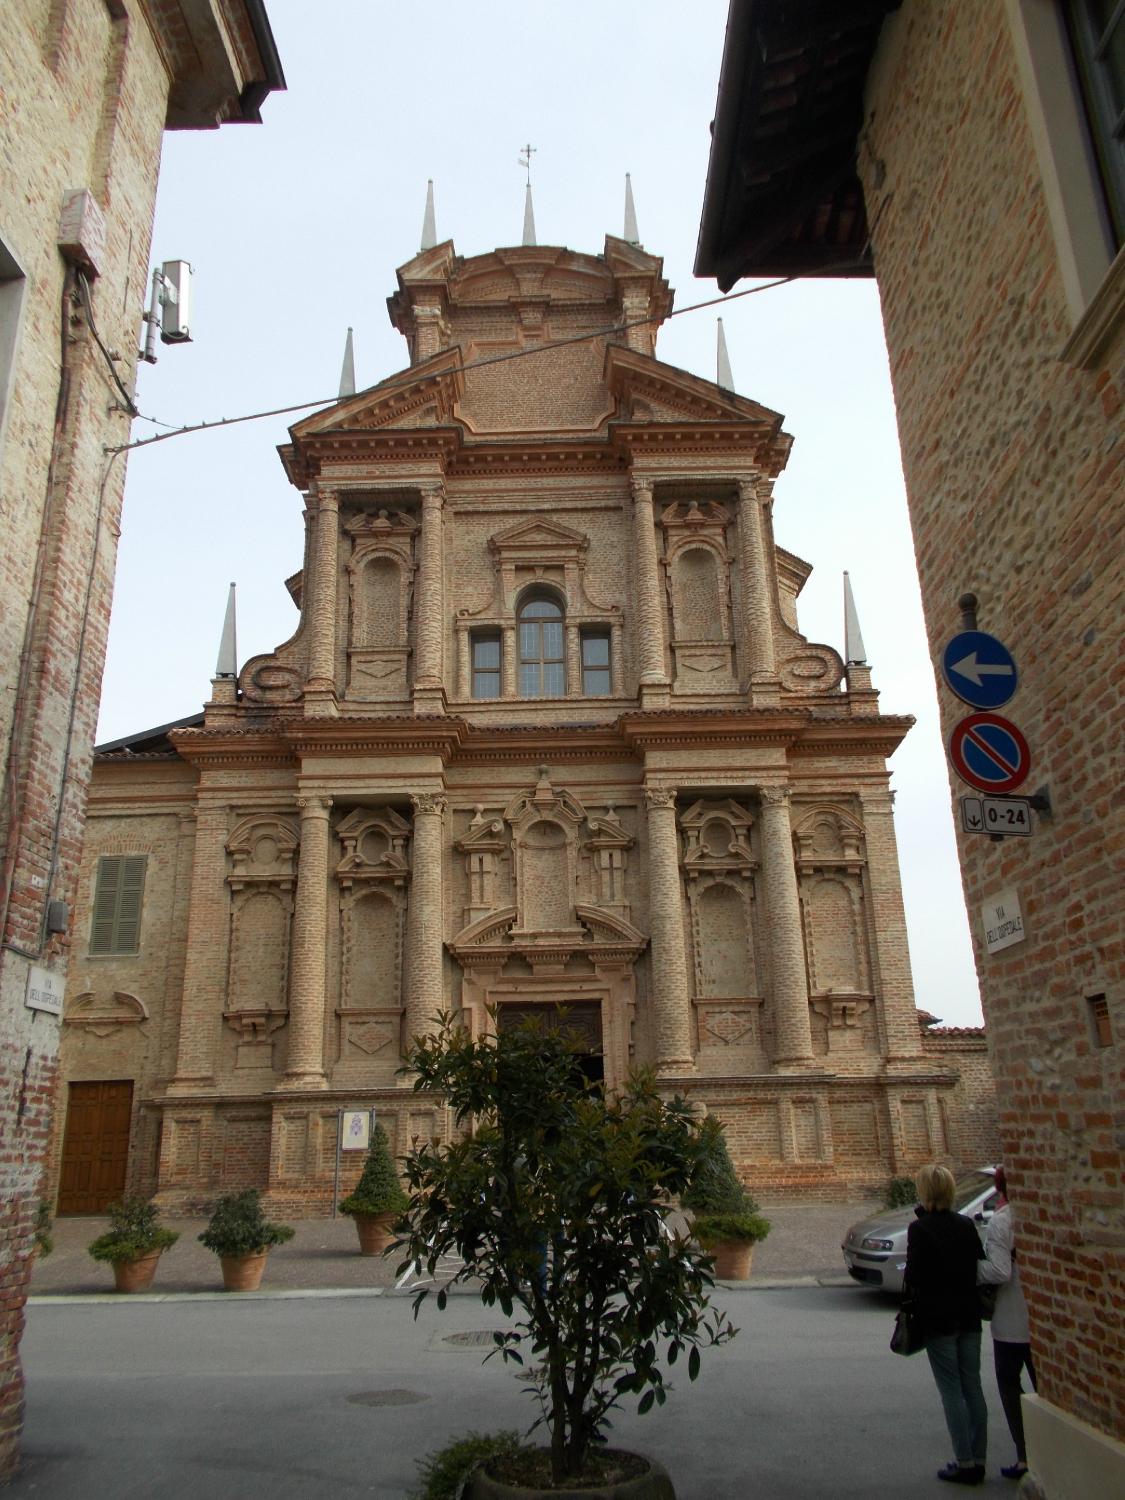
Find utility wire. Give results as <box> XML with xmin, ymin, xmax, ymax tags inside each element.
<box><xmin>107</xmin><ymin>273</ymin><xmax>806</xmax><ymax>457</ymax></box>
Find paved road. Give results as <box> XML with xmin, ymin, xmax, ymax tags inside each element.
<box><xmin>12</xmin><ymin>1284</ymin><xmax>1015</xmax><ymax>1498</ymax></box>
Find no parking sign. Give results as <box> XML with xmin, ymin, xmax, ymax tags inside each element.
<box><xmin>949</xmin><ymin>712</ymin><xmax>1031</xmax><ymax>794</ymax></box>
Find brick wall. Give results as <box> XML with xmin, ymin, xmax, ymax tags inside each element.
<box><xmin>861</xmin><ymin>0</ymin><xmax>1124</xmax><ymax>1443</ymax></box>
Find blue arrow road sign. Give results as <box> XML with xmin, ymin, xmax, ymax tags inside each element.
<box><xmin>941</xmin><ymin>630</ymin><xmax>1018</xmax><ymax>709</ymax></box>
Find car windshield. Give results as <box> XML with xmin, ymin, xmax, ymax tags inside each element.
<box><xmin>952</xmin><ymin>1171</ymin><xmax>994</xmax><ymax>1211</ymax></box>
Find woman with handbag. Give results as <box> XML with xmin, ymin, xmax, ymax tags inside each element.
<box><xmin>904</xmin><ymin>1163</ymin><xmax>988</xmax><ymax>1486</ymax></box>
<box><xmin>979</xmin><ymin>1166</ymin><xmax>1037</xmax><ymax>1480</ymax></box>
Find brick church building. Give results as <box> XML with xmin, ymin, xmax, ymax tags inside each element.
<box><xmin>52</xmin><ymin>215</ymin><xmax>995</xmax><ymax>1213</ymax></box>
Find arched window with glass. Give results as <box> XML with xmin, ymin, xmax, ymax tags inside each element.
<box><xmin>518</xmin><ymin>593</ymin><xmax>566</xmax><ymax>697</ymax></box>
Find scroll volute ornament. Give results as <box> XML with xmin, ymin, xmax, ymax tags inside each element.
<box><xmin>335</xmin><ymin>806</ymin><xmax>412</xmax><ymax>888</ymax></box>
<box><xmin>792</xmin><ymin>808</ymin><xmax>866</xmax><ymax>874</ymax></box>
<box><xmin>226</xmin><ymin>815</ymin><xmax>299</xmax><ymax>891</ymax></box>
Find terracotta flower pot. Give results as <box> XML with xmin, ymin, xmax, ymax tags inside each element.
<box><xmin>352</xmin><ymin>1211</ymin><xmax>397</xmax><ymax>1256</ymax></box>
<box><xmin>709</xmin><ymin>1240</ymin><xmax>754</xmax><ymax>1280</ymax></box>
<box><xmin>469</xmin><ymin>1449</ymin><xmax>674</xmax><ymax>1500</ymax></box>
<box><xmin>219</xmin><ymin>1250</ymin><xmax>270</xmax><ymax>1292</ymax></box>
<box><xmin>112</xmin><ymin>1251</ymin><xmax>162</xmax><ymax>1293</ymax></box>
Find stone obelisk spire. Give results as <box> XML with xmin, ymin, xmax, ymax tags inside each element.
<box><xmin>420</xmin><ymin>178</ymin><xmax>437</xmax><ymax>250</ymax></box>
<box><xmin>623</xmin><ymin>173</ymin><xmax>640</xmax><ymax>245</ymax></box>
<box><xmin>338</xmin><ymin>327</ymin><xmax>355</xmax><ymax>398</ymax></box>
<box><xmin>716</xmin><ymin>317</ymin><xmax>734</xmax><ymax>390</ymax></box>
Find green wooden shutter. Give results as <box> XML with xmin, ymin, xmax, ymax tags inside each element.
<box><xmin>89</xmin><ymin>855</ymin><xmax>147</xmax><ymax>954</ymax></box>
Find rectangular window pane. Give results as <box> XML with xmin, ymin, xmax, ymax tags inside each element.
<box><xmin>582</xmin><ymin>632</ymin><xmax>610</xmax><ymax>667</ymax></box>
<box><xmin>541</xmin><ymin>621</ymin><xmax>564</xmax><ymax>659</ymax></box>
<box><xmin>543</xmin><ymin>662</ymin><xmax>566</xmax><ymax>696</ymax></box>
<box><xmin>519</xmin><ymin>623</ymin><xmax>538</xmax><ymax>658</ymax></box>
<box><xmin>473</xmin><ymin>670</ymin><xmax>500</xmax><ymax>699</ymax></box>
<box><xmin>519</xmin><ymin>663</ymin><xmax>539</xmax><ymax>696</ymax></box>
<box><xmin>583</xmin><ymin>667</ymin><xmax>611</xmax><ymax>696</ymax></box>
<box><xmin>472</xmin><ymin>636</ymin><xmax>500</xmax><ymax>670</ymax></box>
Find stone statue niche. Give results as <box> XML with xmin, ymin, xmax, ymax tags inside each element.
<box><xmin>507</xmin><ymin>768</ymin><xmax>585</xmax><ymax>940</ymax></box>
<box><xmin>224</xmin><ymin>814</ymin><xmax>299</xmax><ymax>1072</ymax></box>
<box><xmin>344</xmin><ymin>508</ymin><xmax>417</xmax><ymax>703</ymax></box>
<box><xmin>334</xmin><ymin>807</ymin><xmax>412</xmax><ymax>1070</ymax></box>
<box><xmin>660</xmin><ymin>500</ymin><xmax>738</xmax><ymax>693</ymax></box>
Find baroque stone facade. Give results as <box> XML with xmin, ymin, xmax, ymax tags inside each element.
<box><xmin>53</xmin><ymin>230</ymin><xmax>996</xmax><ymax>1219</ymax></box>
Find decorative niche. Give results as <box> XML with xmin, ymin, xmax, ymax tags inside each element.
<box><xmin>793</xmin><ymin>806</ymin><xmax>875</xmax><ymax>1049</ymax></box>
<box><xmin>334</xmin><ymin>807</ymin><xmax>412</xmax><ymax>1066</ymax></box>
<box><xmin>344</xmin><ymin>508</ymin><xmax>417</xmax><ymax>702</ymax></box>
<box><xmin>224</xmin><ymin>815</ymin><xmax>299</xmax><ymax>1070</ymax></box>
<box><xmin>679</xmin><ymin>798</ymin><xmax>764</xmax><ymax>1056</ymax></box>
<box><xmin>660</xmin><ymin>500</ymin><xmax>738</xmax><ymax>693</ymax></box>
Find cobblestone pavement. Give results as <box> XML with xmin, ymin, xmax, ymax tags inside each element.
<box><xmin>30</xmin><ymin>1196</ymin><xmax>882</xmax><ymax>1298</ymax></box>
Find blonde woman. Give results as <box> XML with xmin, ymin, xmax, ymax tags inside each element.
<box><xmin>904</xmin><ymin>1164</ymin><xmax>988</xmax><ymax>1485</ymax></box>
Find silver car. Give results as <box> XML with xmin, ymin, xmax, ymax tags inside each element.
<box><xmin>841</xmin><ymin>1168</ymin><xmax>999</xmax><ymax>1295</ymax></box>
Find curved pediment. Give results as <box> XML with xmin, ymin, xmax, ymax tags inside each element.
<box><xmin>450</xmin><ymin>907</ymin><xmax>519</xmax><ymax>950</ymax></box>
<box><xmin>574</xmin><ymin>904</ymin><xmax>648</xmax><ymax>950</ymax></box>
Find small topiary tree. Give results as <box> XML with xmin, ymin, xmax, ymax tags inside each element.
<box><xmin>682</xmin><ymin>1117</ymin><xmax>771</xmax><ymax>1246</ymax></box>
<box><xmin>883</xmin><ymin>1175</ymin><xmax>918</xmax><ymax>1209</ymax></box>
<box><xmin>397</xmin><ymin>1011</ymin><xmax>737</xmax><ymax>1488</ymax></box>
<box><xmin>198</xmin><ymin>1189</ymin><xmax>294</xmax><ymax>1258</ymax></box>
<box><xmin>88</xmin><ymin>1196</ymin><xmax>178</xmax><ymax>1265</ymax></box>
<box><xmin>339</xmin><ymin>1122</ymin><xmax>408</xmax><ymax>1218</ymax></box>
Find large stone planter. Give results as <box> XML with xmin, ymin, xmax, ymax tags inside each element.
<box><xmin>112</xmin><ymin>1251</ymin><xmax>162</xmax><ymax>1294</ymax></box>
<box><xmin>219</xmin><ymin>1251</ymin><xmax>270</xmax><ymax>1292</ymax></box>
<box><xmin>469</xmin><ymin>1450</ymin><xmax>674</xmax><ymax>1499</ymax></box>
<box><xmin>708</xmin><ymin>1240</ymin><xmax>755</xmax><ymax>1280</ymax></box>
<box><xmin>351</xmin><ymin>1211</ymin><xmax>397</xmax><ymax>1256</ymax></box>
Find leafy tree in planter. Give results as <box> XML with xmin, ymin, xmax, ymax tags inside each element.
<box><xmin>398</xmin><ymin>1012</ymin><xmax>737</xmax><ymax>1486</ymax></box>
<box><xmin>339</xmin><ymin>1122</ymin><xmax>408</xmax><ymax>1217</ymax></box>
<box><xmin>88</xmin><ymin>1196</ymin><xmax>178</xmax><ymax>1265</ymax></box>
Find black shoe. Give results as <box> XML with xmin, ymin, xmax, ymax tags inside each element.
<box><xmin>937</xmin><ymin>1463</ymin><xmax>986</xmax><ymax>1485</ymax></box>
<box><xmin>1001</xmin><ymin>1463</ymin><xmax>1028</xmax><ymax>1480</ymax></box>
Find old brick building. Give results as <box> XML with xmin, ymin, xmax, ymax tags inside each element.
<box><xmin>53</xmin><ymin>221</ymin><xmax>996</xmax><ymax>1225</ymax></box>
<box><xmin>696</xmin><ymin>1</ymin><xmax>1123</xmax><ymax>1493</ymax></box>
<box><xmin>0</xmin><ymin>0</ymin><xmax>282</xmax><ymax>1478</ymax></box>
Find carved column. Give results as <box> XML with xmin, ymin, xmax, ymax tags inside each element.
<box><xmin>643</xmin><ymin>787</ymin><xmax>694</xmax><ymax>1074</ymax></box>
<box><xmin>305</xmin><ymin>486</ymin><xmax>339</xmax><ymax>713</ymax></box>
<box><xmin>630</xmin><ymin>478</ymin><xmax>669</xmax><ymax>703</ymax></box>
<box><xmin>859</xmin><ymin>788</ymin><xmax>925</xmax><ymax>1065</ymax></box>
<box><xmin>167</xmin><ymin>802</ymin><xmax>230</xmax><ymax>1093</ymax></box>
<box><xmin>279</xmin><ymin>796</ymin><xmax>331</xmax><ymax>1090</ymax></box>
<box><xmin>501</xmin><ymin>623</ymin><xmax>517</xmax><ymax>698</ymax></box>
<box><xmin>413</xmin><ymin>482</ymin><xmax>446</xmax><ymax>712</ymax></box>
<box><xmin>405</xmin><ymin>792</ymin><xmax>446</xmax><ymax>1050</ymax></box>
<box><xmin>610</xmin><ymin>619</ymin><xmax>624</xmax><ymax>695</ymax></box>
<box><xmin>737</xmin><ymin>478</ymin><xmax>777</xmax><ymax>690</ymax></box>
<box><xmin>456</xmin><ymin>625</ymin><xmax>471</xmax><ymax>700</ymax></box>
<box><xmin>566</xmin><ymin>623</ymin><xmax>582</xmax><ymax>696</ymax></box>
<box><xmin>759</xmin><ymin>787</ymin><xmax>815</xmax><ymax>1068</ymax></box>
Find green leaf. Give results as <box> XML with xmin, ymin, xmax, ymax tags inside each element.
<box><xmin>638</xmin><ymin>1389</ymin><xmax>655</xmax><ymax>1415</ymax></box>
<box><xmin>688</xmin><ymin>1345</ymin><xmax>701</xmax><ymax>1381</ymax></box>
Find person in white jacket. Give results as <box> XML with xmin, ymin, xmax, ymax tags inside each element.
<box><xmin>978</xmin><ymin>1166</ymin><xmax>1037</xmax><ymax>1480</ymax></box>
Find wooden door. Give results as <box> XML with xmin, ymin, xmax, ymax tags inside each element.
<box><xmin>56</xmin><ymin>1081</ymin><xmax>133</xmax><ymax>1215</ymax></box>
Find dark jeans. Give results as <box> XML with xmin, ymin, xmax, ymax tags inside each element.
<box><xmin>926</xmin><ymin>1331</ymin><xmax>988</xmax><ymax>1466</ymax></box>
<box><xmin>994</xmin><ymin>1339</ymin><xmax>1037</xmax><ymax>1464</ymax></box>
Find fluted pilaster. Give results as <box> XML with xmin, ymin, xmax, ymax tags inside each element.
<box><xmin>279</xmin><ymin>795</ymin><xmax>331</xmax><ymax>1089</ymax></box>
<box><xmin>859</xmin><ymin>789</ymin><xmax>925</xmax><ymax>1064</ymax></box>
<box><xmin>759</xmin><ymin>787</ymin><xmax>815</xmax><ymax>1068</ymax></box>
<box><xmin>305</xmin><ymin>487</ymin><xmax>339</xmax><ymax>713</ymax></box>
<box><xmin>404</xmin><ymin>792</ymin><xmax>446</xmax><ymax>1049</ymax></box>
<box><xmin>167</xmin><ymin>802</ymin><xmax>230</xmax><ymax>1092</ymax></box>
<box><xmin>737</xmin><ymin>477</ymin><xmax>777</xmax><ymax>690</ymax></box>
<box><xmin>413</xmin><ymin>483</ymin><xmax>446</xmax><ymax>711</ymax></box>
<box><xmin>630</xmin><ymin>478</ymin><xmax>669</xmax><ymax>702</ymax></box>
<box><xmin>644</xmin><ymin>787</ymin><xmax>695</xmax><ymax>1074</ymax></box>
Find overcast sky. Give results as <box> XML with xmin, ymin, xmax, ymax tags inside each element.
<box><xmin>99</xmin><ymin>0</ymin><xmax>983</xmax><ymax>1025</ymax></box>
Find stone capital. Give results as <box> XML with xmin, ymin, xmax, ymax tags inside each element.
<box><xmin>412</xmin><ymin>792</ymin><xmax>447</xmax><ymax>817</ymax></box>
<box><xmin>297</xmin><ymin>795</ymin><xmax>332</xmax><ymax>818</ymax></box>
<box><xmin>312</xmin><ymin>485</ymin><xmax>339</xmax><ymax>513</ymax></box>
<box><xmin>419</xmin><ymin>482</ymin><xmax>445</xmax><ymax>511</ymax></box>
<box><xmin>644</xmin><ymin>787</ymin><xmax>677</xmax><ymax>811</ymax></box>
<box><xmin>630</xmin><ymin>476</ymin><xmax>655</xmax><ymax>503</ymax></box>
<box><xmin>758</xmin><ymin>786</ymin><xmax>790</xmax><ymax>809</ymax></box>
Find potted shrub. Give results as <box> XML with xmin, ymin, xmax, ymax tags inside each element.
<box><xmin>339</xmin><ymin>1121</ymin><xmax>408</xmax><ymax>1254</ymax></box>
<box><xmin>397</xmin><ymin>1011</ymin><xmax>737</xmax><ymax>1498</ymax></box>
<box><xmin>198</xmin><ymin>1189</ymin><xmax>294</xmax><ymax>1292</ymax></box>
<box><xmin>88</xmin><ymin>1196</ymin><xmax>179</xmax><ymax>1293</ymax></box>
<box><xmin>681</xmin><ymin>1118</ymin><xmax>770</xmax><ymax>1281</ymax></box>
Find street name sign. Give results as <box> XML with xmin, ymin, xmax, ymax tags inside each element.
<box><xmin>25</xmin><ymin>965</ymin><xmax>63</xmax><ymax>1016</ymax></box>
<box><xmin>981</xmin><ymin>888</ymin><xmax>1026</xmax><ymax>955</ymax></box>
<box><xmin>949</xmin><ymin>711</ymin><xmax>1031</xmax><ymax>793</ymax></box>
<box><xmin>942</xmin><ymin>630</ymin><xmax>1018</xmax><ymax>709</ymax></box>
<box><xmin>960</xmin><ymin>795</ymin><xmax>1033</xmax><ymax>837</ymax></box>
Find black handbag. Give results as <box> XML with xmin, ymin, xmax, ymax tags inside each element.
<box><xmin>978</xmin><ymin>1282</ymin><xmax>999</xmax><ymax>1321</ymax></box>
<box><xmin>890</xmin><ymin>1298</ymin><xmax>926</xmax><ymax>1356</ymax></box>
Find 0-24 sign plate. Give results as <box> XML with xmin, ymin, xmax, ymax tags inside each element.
<box><xmin>960</xmin><ymin>795</ymin><xmax>1033</xmax><ymax>838</ymax></box>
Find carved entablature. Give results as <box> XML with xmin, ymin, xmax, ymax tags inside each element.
<box><xmin>680</xmin><ymin>798</ymin><xmax>756</xmax><ymax>877</ymax></box>
<box><xmin>582</xmin><ymin>807</ymin><xmax>634</xmax><ymax>918</ymax></box>
<box><xmin>344</xmin><ymin>508</ymin><xmax>418</xmax><ymax>702</ymax></box>
<box><xmin>65</xmin><ymin>990</ymin><xmax>148</xmax><ymax>1037</ymax></box>
<box><xmin>226</xmin><ymin>815</ymin><xmax>299</xmax><ymax>891</ymax></box>
<box><xmin>456</xmin><ymin>806</ymin><xmax>509</xmax><ymax>927</ymax></box>
<box><xmin>334</xmin><ymin>806</ymin><xmax>412</xmax><ymax>888</ymax></box>
<box><xmin>659</xmin><ymin>500</ymin><xmax>738</xmax><ymax>693</ymax></box>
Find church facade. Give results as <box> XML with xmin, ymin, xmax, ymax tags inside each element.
<box><xmin>52</xmin><ymin>229</ymin><xmax>996</xmax><ymax>1213</ymax></box>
